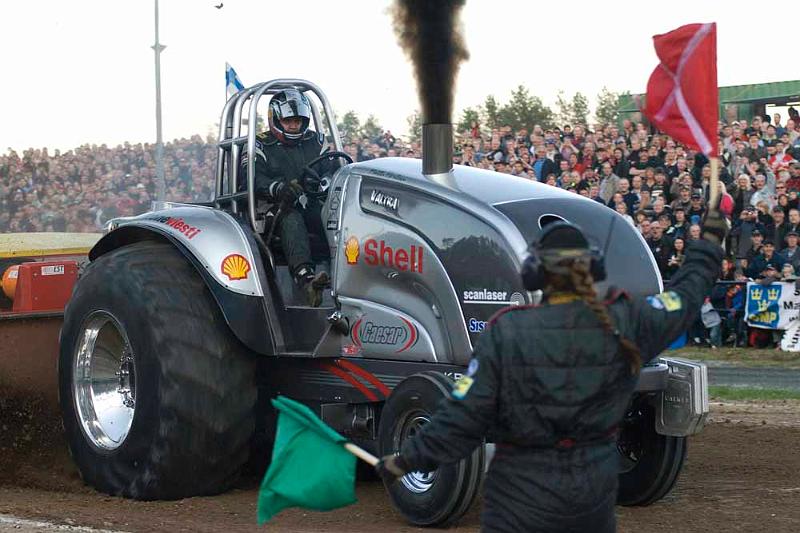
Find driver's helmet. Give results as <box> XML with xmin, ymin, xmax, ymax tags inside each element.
<box><xmin>268</xmin><ymin>89</ymin><xmax>312</xmax><ymax>144</ymax></box>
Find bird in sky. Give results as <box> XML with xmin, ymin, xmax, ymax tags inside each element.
<box><xmin>214</xmin><ymin>2</ymin><xmax>223</xmax><ymax>8</ymax></box>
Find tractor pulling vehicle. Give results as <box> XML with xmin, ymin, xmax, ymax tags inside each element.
<box><xmin>58</xmin><ymin>79</ymin><xmax>709</xmax><ymax>526</ymax></box>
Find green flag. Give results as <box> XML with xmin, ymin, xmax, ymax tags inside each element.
<box><xmin>257</xmin><ymin>396</ymin><xmax>357</xmax><ymax>524</ymax></box>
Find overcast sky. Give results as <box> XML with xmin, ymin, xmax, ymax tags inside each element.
<box><xmin>0</xmin><ymin>1</ymin><xmax>792</xmax><ymax>152</ymax></box>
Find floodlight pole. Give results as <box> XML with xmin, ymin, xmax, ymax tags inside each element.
<box><xmin>152</xmin><ymin>0</ymin><xmax>167</xmax><ymax>202</ymax></box>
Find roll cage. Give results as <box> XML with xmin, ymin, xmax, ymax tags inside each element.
<box><xmin>214</xmin><ymin>79</ymin><xmax>344</xmax><ymax>234</ymax></box>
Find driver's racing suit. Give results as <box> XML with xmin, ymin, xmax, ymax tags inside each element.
<box><xmin>239</xmin><ymin>130</ymin><xmax>331</xmax><ymax>275</ymax></box>
<box><xmin>398</xmin><ymin>239</ymin><xmax>723</xmax><ymax>532</ymax></box>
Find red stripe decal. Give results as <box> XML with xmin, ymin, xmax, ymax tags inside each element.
<box><xmin>397</xmin><ymin>317</ymin><xmax>418</xmax><ymax>353</ymax></box>
<box><xmin>351</xmin><ymin>317</ymin><xmax>363</xmax><ymax>347</ymax></box>
<box><xmin>488</xmin><ymin>303</ymin><xmax>540</xmax><ymax>325</ymax></box>
<box><xmin>336</xmin><ymin>359</ymin><xmax>391</xmax><ymax>397</ymax></box>
<box><xmin>321</xmin><ymin>362</ymin><xmax>379</xmax><ymax>401</ymax></box>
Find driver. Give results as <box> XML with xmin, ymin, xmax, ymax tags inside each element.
<box><xmin>240</xmin><ymin>89</ymin><xmax>334</xmax><ymax>306</ymax></box>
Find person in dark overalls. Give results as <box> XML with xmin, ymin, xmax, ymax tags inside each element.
<box><xmin>376</xmin><ymin>212</ymin><xmax>728</xmax><ymax>532</ymax></box>
<box><xmin>240</xmin><ymin>89</ymin><xmax>333</xmax><ymax>306</ymax></box>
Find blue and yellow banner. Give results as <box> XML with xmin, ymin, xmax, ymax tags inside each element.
<box><xmin>746</xmin><ymin>282</ymin><xmax>792</xmax><ymax>330</ymax></box>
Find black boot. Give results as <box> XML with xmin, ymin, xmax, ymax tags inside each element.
<box><xmin>294</xmin><ymin>265</ymin><xmax>329</xmax><ymax>307</ymax></box>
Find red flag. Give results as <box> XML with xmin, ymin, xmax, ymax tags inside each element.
<box><xmin>643</xmin><ymin>23</ymin><xmax>718</xmax><ymax>156</ymax></box>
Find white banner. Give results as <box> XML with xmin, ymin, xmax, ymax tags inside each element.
<box><xmin>781</xmin><ymin>320</ymin><xmax>800</xmax><ymax>351</ymax></box>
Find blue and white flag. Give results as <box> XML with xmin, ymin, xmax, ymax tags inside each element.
<box><xmin>226</xmin><ymin>62</ymin><xmax>245</xmax><ymax>98</ymax></box>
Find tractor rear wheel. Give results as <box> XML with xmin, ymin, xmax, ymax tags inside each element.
<box><xmin>59</xmin><ymin>241</ymin><xmax>256</xmax><ymax>500</ymax></box>
<box><xmin>378</xmin><ymin>371</ymin><xmax>484</xmax><ymax>527</ymax></box>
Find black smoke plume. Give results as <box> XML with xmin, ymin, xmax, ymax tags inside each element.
<box><xmin>392</xmin><ymin>0</ymin><xmax>469</xmax><ymax>125</ymax></box>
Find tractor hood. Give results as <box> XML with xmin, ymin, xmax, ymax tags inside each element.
<box><xmin>351</xmin><ymin>157</ymin><xmax>576</xmax><ymax>204</ymax></box>
<box><xmin>348</xmin><ymin>157</ymin><xmax>662</xmax><ymax>297</ymax></box>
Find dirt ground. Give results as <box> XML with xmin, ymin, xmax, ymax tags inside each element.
<box><xmin>1</xmin><ymin>395</ymin><xmax>799</xmax><ymax>533</ymax></box>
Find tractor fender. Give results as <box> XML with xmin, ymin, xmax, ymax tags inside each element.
<box><xmin>89</xmin><ymin>206</ymin><xmax>278</xmax><ymax>354</ymax></box>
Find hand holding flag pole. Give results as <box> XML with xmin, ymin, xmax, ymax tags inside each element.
<box><xmin>643</xmin><ymin>23</ymin><xmax>720</xmax><ymax>210</ymax></box>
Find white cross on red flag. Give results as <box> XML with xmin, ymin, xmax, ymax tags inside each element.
<box><xmin>643</xmin><ymin>23</ymin><xmax>719</xmax><ymax>157</ymax></box>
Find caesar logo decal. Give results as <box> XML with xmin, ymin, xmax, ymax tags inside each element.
<box><xmin>369</xmin><ymin>189</ymin><xmax>399</xmax><ymax>211</ymax></box>
<box><xmin>351</xmin><ymin>315</ymin><xmax>419</xmax><ymax>353</ymax></box>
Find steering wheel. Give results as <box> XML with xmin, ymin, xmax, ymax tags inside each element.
<box><xmin>301</xmin><ymin>151</ymin><xmax>354</xmax><ymax>199</ymax></box>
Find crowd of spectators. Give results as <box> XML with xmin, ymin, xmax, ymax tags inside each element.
<box><xmin>0</xmin><ymin>128</ymin><xmax>426</xmax><ymax>234</ymax></box>
<box><xmin>0</xmin><ymin>135</ymin><xmax>217</xmax><ymax>233</ymax></box>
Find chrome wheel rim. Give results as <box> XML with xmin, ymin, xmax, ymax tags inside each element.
<box><xmin>396</xmin><ymin>412</ymin><xmax>437</xmax><ymax>493</ymax></box>
<box><xmin>73</xmin><ymin>311</ymin><xmax>136</xmax><ymax>451</ymax></box>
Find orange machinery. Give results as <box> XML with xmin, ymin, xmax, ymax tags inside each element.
<box><xmin>0</xmin><ymin>233</ymin><xmax>100</xmax><ymax>404</ymax></box>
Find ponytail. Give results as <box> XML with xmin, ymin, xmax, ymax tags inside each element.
<box><xmin>547</xmin><ymin>260</ymin><xmax>642</xmax><ymax>374</ymax></box>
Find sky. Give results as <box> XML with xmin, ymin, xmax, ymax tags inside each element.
<box><xmin>0</xmin><ymin>1</ymin><xmax>793</xmax><ymax>152</ymax></box>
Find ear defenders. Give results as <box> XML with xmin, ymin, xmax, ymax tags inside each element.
<box><xmin>520</xmin><ymin>222</ymin><xmax>606</xmax><ymax>291</ymax></box>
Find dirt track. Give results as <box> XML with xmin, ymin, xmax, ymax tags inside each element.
<box><xmin>1</xmin><ymin>396</ymin><xmax>799</xmax><ymax>532</ymax></box>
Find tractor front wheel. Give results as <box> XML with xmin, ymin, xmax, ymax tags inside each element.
<box><xmin>616</xmin><ymin>402</ymin><xmax>687</xmax><ymax>506</ymax></box>
<box><xmin>378</xmin><ymin>371</ymin><xmax>484</xmax><ymax>527</ymax></box>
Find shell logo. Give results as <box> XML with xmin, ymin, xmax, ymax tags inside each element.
<box><xmin>221</xmin><ymin>254</ymin><xmax>251</xmax><ymax>281</ymax></box>
<box><xmin>345</xmin><ymin>236</ymin><xmax>359</xmax><ymax>265</ymax></box>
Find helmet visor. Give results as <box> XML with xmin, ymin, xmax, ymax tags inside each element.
<box><xmin>274</xmin><ymin>97</ymin><xmax>312</xmax><ymax>122</ymax></box>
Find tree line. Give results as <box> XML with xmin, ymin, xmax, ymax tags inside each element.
<box><xmin>337</xmin><ymin>86</ymin><xmax>627</xmax><ymax>143</ymax></box>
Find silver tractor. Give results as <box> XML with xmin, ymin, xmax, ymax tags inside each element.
<box><xmin>59</xmin><ymin>79</ymin><xmax>709</xmax><ymax>526</ymax></box>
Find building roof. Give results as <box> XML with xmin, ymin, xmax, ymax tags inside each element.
<box><xmin>617</xmin><ymin>79</ymin><xmax>800</xmax><ymax>112</ymax></box>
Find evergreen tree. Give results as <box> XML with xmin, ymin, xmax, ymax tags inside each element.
<box><xmin>595</xmin><ymin>87</ymin><xmax>620</xmax><ymax>127</ymax></box>
<box><xmin>457</xmin><ymin>107</ymin><xmax>481</xmax><ymax>135</ymax></box>
<box><xmin>570</xmin><ymin>92</ymin><xmax>590</xmax><ymax>127</ymax></box>
<box><xmin>555</xmin><ymin>90</ymin><xmax>573</xmax><ymax>128</ymax></box>
<box><xmin>497</xmin><ymin>85</ymin><xmax>555</xmax><ymax>131</ymax></box>
<box><xmin>406</xmin><ymin>111</ymin><xmax>422</xmax><ymax>144</ymax></box>
<box><xmin>337</xmin><ymin>111</ymin><xmax>361</xmax><ymax>142</ymax></box>
<box><xmin>360</xmin><ymin>115</ymin><xmax>383</xmax><ymax>142</ymax></box>
<box><xmin>482</xmin><ymin>95</ymin><xmax>500</xmax><ymax>129</ymax></box>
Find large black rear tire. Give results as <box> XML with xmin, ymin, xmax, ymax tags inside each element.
<box><xmin>59</xmin><ymin>241</ymin><xmax>256</xmax><ymax>500</ymax></box>
<box><xmin>378</xmin><ymin>371</ymin><xmax>484</xmax><ymax>527</ymax></box>
<box><xmin>617</xmin><ymin>402</ymin><xmax>687</xmax><ymax>506</ymax></box>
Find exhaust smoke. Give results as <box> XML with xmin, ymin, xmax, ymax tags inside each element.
<box><xmin>392</xmin><ymin>0</ymin><xmax>469</xmax><ymax>175</ymax></box>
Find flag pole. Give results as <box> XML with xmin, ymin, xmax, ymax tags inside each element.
<box><xmin>344</xmin><ymin>442</ymin><xmax>379</xmax><ymax>466</ymax></box>
<box><xmin>708</xmin><ymin>156</ymin><xmax>720</xmax><ymax>211</ymax></box>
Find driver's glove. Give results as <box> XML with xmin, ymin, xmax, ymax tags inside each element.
<box><xmin>271</xmin><ymin>180</ymin><xmax>304</xmax><ymax>204</ymax></box>
<box><xmin>702</xmin><ymin>209</ymin><xmax>729</xmax><ymax>246</ymax></box>
<box><xmin>375</xmin><ymin>453</ymin><xmax>410</xmax><ymax>486</ymax></box>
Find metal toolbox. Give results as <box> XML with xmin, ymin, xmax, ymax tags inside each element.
<box><xmin>654</xmin><ymin>357</ymin><xmax>710</xmax><ymax>436</ymax></box>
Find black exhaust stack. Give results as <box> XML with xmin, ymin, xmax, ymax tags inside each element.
<box><xmin>392</xmin><ymin>0</ymin><xmax>468</xmax><ymax>177</ymax></box>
